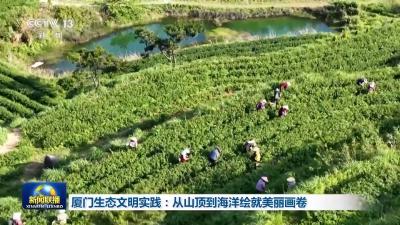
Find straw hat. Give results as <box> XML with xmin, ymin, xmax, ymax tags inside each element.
<box><xmin>283</xmin><ymin>105</ymin><xmax>289</xmax><ymax>110</ymax></box>
<box><xmin>12</xmin><ymin>212</ymin><xmax>21</xmax><ymax>220</ymax></box>
<box><xmin>261</xmin><ymin>176</ymin><xmax>269</xmax><ymax>182</ymax></box>
<box><xmin>287</xmin><ymin>177</ymin><xmax>296</xmax><ymax>183</ymax></box>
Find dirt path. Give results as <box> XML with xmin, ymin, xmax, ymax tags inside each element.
<box><xmin>0</xmin><ymin>128</ymin><xmax>22</xmax><ymax>155</ymax></box>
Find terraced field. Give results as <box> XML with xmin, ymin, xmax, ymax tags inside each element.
<box><xmin>0</xmin><ymin>20</ymin><xmax>395</xmax><ymax>225</ymax></box>
<box><xmin>0</xmin><ymin>63</ymin><xmax>60</xmax><ymax>125</ymax></box>
<box><xmin>0</xmin><ymin>2</ymin><xmax>399</xmax><ymax>225</ymax></box>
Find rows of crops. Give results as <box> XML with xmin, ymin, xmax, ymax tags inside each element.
<box><xmin>3</xmin><ymin>19</ymin><xmax>396</xmax><ymax>224</ymax></box>
<box><xmin>10</xmin><ymin>63</ymin><xmax>400</xmax><ymax>224</ymax></box>
<box><xmin>0</xmin><ymin>4</ymin><xmax>399</xmax><ymax>224</ymax></box>
<box><xmin>0</xmin><ymin>127</ymin><xmax>7</xmax><ymax>145</ymax></box>
<box><xmin>0</xmin><ymin>63</ymin><xmax>60</xmax><ymax>124</ymax></box>
<box><xmin>25</xmin><ymin>21</ymin><xmax>400</xmax><ymax>148</ymax></box>
<box><xmin>127</xmin><ymin>34</ymin><xmax>329</xmax><ymax>72</ymax></box>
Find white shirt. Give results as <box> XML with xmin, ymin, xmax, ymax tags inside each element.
<box><xmin>181</xmin><ymin>148</ymin><xmax>190</xmax><ymax>156</ymax></box>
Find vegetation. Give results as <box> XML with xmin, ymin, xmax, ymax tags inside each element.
<box><xmin>68</xmin><ymin>47</ymin><xmax>119</xmax><ymax>89</ymax></box>
<box><xmin>101</xmin><ymin>1</ymin><xmax>159</xmax><ymax>25</ymax></box>
<box><xmin>126</xmin><ymin>34</ymin><xmax>328</xmax><ymax>72</ymax></box>
<box><xmin>0</xmin><ymin>62</ymin><xmax>61</xmax><ymax>125</ymax></box>
<box><xmin>0</xmin><ymin>0</ymin><xmax>38</xmax><ymax>42</ymax></box>
<box><xmin>0</xmin><ymin>1</ymin><xmax>399</xmax><ymax>225</ymax></box>
<box><xmin>135</xmin><ymin>21</ymin><xmax>204</xmax><ymax>64</ymax></box>
<box><xmin>0</xmin><ymin>127</ymin><xmax>7</xmax><ymax>145</ymax></box>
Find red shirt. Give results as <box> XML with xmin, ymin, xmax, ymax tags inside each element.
<box><xmin>179</xmin><ymin>154</ymin><xmax>189</xmax><ymax>163</ymax></box>
<box><xmin>280</xmin><ymin>82</ymin><xmax>289</xmax><ymax>90</ymax></box>
<box><xmin>279</xmin><ymin>108</ymin><xmax>288</xmax><ymax>117</ymax></box>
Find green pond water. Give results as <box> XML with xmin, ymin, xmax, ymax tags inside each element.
<box><xmin>50</xmin><ymin>16</ymin><xmax>333</xmax><ymax>73</ymax></box>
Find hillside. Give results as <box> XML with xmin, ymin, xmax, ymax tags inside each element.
<box><xmin>0</xmin><ymin>1</ymin><xmax>399</xmax><ymax>225</ymax></box>
<box><xmin>0</xmin><ymin>62</ymin><xmax>61</xmax><ymax>125</ymax></box>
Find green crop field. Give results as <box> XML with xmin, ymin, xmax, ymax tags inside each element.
<box><xmin>0</xmin><ymin>62</ymin><xmax>61</xmax><ymax>125</ymax></box>
<box><xmin>0</xmin><ymin>127</ymin><xmax>7</xmax><ymax>145</ymax></box>
<box><xmin>0</xmin><ymin>1</ymin><xmax>400</xmax><ymax>225</ymax></box>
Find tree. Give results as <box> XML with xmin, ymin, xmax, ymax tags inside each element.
<box><xmin>134</xmin><ymin>28</ymin><xmax>158</xmax><ymax>56</ymax></box>
<box><xmin>69</xmin><ymin>46</ymin><xmax>117</xmax><ymax>89</ymax></box>
<box><xmin>135</xmin><ymin>21</ymin><xmax>204</xmax><ymax>65</ymax></box>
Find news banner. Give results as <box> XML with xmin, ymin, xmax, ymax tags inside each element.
<box><xmin>22</xmin><ymin>182</ymin><xmax>366</xmax><ymax>211</ymax></box>
<box><xmin>69</xmin><ymin>194</ymin><xmax>366</xmax><ymax>211</ymax></box>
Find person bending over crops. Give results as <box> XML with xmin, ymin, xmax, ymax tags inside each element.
<box><xmin>179</xmin><ymin>148</ymin><xmax>191</xmax><ymax>163</ymax></box>
<box><xmin>208</xmin><ymin>147</ymin><xmax>222</xmax><ymax>165</ymax></box>
<box><xmin>9</xmin><ymin>212</ymin><xmax>23</xmax><ymax>225</ymax></box>
<box><xmin>274</xmin><ymin>88</ymin><xmax>281</xmax><ymax>103</ymax></box>
<box><xmin>256</xmin><ymin>176</ymin><xmax>269</xmax><ymax>193</ymax></box>
<box><xmin>356</xmin><ymin>78</ymin><xmax>368</xmax><ymax>86</ymax></box>
<box><xmin>244</xmin><ymin>140</ymin><xmax>261</xmax><ymax>166</ymax></box>
<box><xmin>278</xmin><ymin>105</ymin><xmax>289</xmax><ymax>118</ymax></box>
<box><xmin>127</xmin><ymin>137</ymin><xmax>138</xmax><ymax>149</ymax></box>
<box><xmin>268</xmin><ymin>88</ymin><xmax>281</xmax><ymax>109</ymax></box>
<box><xmin>279</xmin><ymin>81</ymin><xmax>291</xmax><ymax>91</ymax></box>
<box><xmin>368</xmin><ymin>81</ymin><xmax>376</xmax><ymax>93</ymax></box>
<box><xmin>244</xmin><ymin>140</ymin><xmax>257</xmax><ymax>153</ymax></box>
<box><xmin>256</xmin><ymin>99</ymin><xmax>267</xmax><ymax>111</ymax></box>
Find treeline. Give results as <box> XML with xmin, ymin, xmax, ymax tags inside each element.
<box><xmin>0</xmin><ymin>0</ymin><xmax>38</xmax><ymax>43</ymax></box>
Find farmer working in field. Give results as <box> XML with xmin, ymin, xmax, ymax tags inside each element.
<box><xmin>356</xmin><ymin>77</ymin><xmax>368</xmax><ymax>86</ymax></box>
<box><xmin>279</xmin><ymin>81</ymin><xmax>291</xmax><ymax>91</ymax></box>
<box><xmin>267</xmin><ymin>88</ymin><xmax>281</xmax><ymax>109</ymax></box>
<box><xmin>278</xmin><ymin>105</ymin><xmax>289</xmax><ymax>118</ymax></box>
<box><xmin>209</xmin><ymin>146</ymin><xmax>222</xmax><ymax>165</ymax></box>
<box><xmin>244</xmin><ymin>140</ymin><xmax>261</xmax><ymax>166</ymax></box>
<box><xmin>52</xmin><ymin>210</ymin><xmax>68</xmax><ymax>225</ymax></box>
<box><xmin>368</xmin><ymin>81</ymin><xmax>376</xmax><ymax>93</ymax></box>
<box><xmin>256</xmin><ymin>99</ymin><xmax>267</xmax><ymax>111</ymax></box>
<box><xmin>9</xmin><ymin>212</ymin><xmax>23</xmax><ymax>225</ymax></box>
<box><xmin>274</xmin><ymin>88</ymin><xmax>281</xmax><ymax>104</ymax></box>
<box><xmin>256</xmin><ymin>176</ymin><xmax>269</xmax><ymax>193</ymax></box>
<box><xmin>127</xmin><ymin>137</ymin><xmax>138</xmax><ymax>149</ymax></box>
<box><xmin>179</xmin><ymin>148</ymin><xmax>191</xmax><ymax>163</ymax></box>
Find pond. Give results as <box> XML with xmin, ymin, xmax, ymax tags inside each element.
<box><xmin>49</xmin><ymin>16</ymin><xmax>333</xmax><ymax>73</ymax></box>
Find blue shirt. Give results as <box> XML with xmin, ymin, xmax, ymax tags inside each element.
<box><xmin>209</xmin><ymin>150</ymin><xmax>220</xmax><ymax>161</ymax></box>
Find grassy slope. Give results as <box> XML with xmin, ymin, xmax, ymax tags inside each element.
<box><xmin>0</xmin><ymin>3</ymin><xmax>399</xmax><ymax>225</ymax></box>
<box><xmin>0</xmin><ymin>127</ymin><xmax>7</xmax><ymax>145</ymax></box>
<box><xmin>0</xmin><ymin>61</ymin><xmax>62</xmax><ymax>126</ymax></box>
<box><xmin>0</xmin><ymin>16</ymin><xmax>396</xmax><ymax>224</ymax></box>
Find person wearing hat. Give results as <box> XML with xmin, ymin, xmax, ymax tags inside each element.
<box><xmin>127</xmin><ymin>137</ymin><xmax>138</xmax><ymax>149</ymax></box>
<box><xmin>256</xmin><ymin>99</ymin><xmax>267</xmax><ymax>111</ymax></box>
<box><xmin>244</xmin><ymin>140</ymin><xmax>257</xmax><ymax>153</ymax></box>
<box><xmin>256</xmin><ymin>176</ymin><xmax>269</xmax><ymax>193</ymax></box>
<box><xmin>244</xmin><ymin>140</ymin><xmax>261</xmax><ymax>166</ymax></box>
<box><xmin>179</xmin><ymin>148</ymin><xmax>191</xmax><ymax>163</ymax></box>
<box><xmin>287</xmin><ymin>177</ymin><xmax>296</xmax><ymax>190</ymax></box>
<box><xmin>208</xmin><ymin>146</ymin><xmax>222</xmax><ymax>165</ymax></box>
<box><xmin>356</xmin><ymin>78</ymin><xmax>368</xmax><ymax>86</ymax></box>
<box><xmin>52</xmin><ymin>210</ymin><xmax>68</xmax><ymax>225</ymax></box>
<box><xmin>278</xmin><ymin>105</ymin><xmax>289</xmax><ymax>118</ymax></box>
<box><xmin>368</xmin><ymin>81</ymin><xmax>376</xmax><ymax>93</ymax></box>
<box><xmin>274</xmin><ymin>88</ymin><xmax>281</xmax><ymax>104</ymax></box>
<box><xmin>279</xmin><ymin>81</ymin><xmax>291</xmax><ymax>91</ymax></box>
<box><xmin>9</xmin><ymin>212</ymin><xmax>23</xmax><ymax>225</ymax></box>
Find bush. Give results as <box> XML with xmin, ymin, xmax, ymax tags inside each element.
<box><xmin>0</xmin><ymin>127</ymin><xmax>7</xmax><ymax>145</ymax></box>
<box><xmin>54</xmin><ymin>6</ymin><xmax>102</xmax><ymax>34</ymax></box>
<box><xmin>101</xmin><ymin>2</ymin><xmax>150</xmax><ymax>25</ymax></box>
